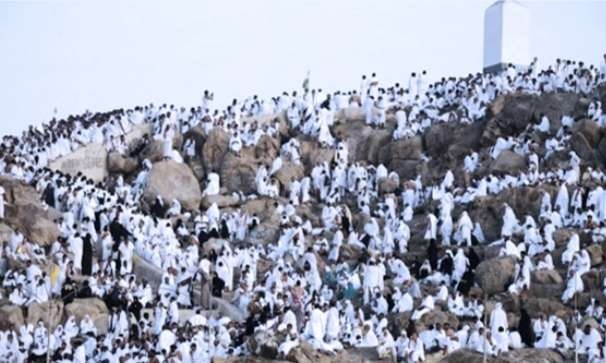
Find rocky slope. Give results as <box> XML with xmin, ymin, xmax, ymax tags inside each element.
<box><xmin>1</xmin><ymin>78</ymin><xmax>605</xmax><ymax>362</ymax></box>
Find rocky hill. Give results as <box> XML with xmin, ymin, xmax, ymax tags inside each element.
<box><xmin>0</xmin><ymin>70</ymin><xmax>605</xmax><ymax>362</ymax></box>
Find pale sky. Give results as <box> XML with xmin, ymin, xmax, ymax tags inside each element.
<box><xmin>0</xmin><ymin>0</ymin><xmax>605</xmax><ymax>137</ymax></box>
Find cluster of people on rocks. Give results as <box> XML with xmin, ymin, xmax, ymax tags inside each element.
<box><xmin>0</xmin><ymin>54</ymin><xmax>604</xmax><ymax>363</ymax></box>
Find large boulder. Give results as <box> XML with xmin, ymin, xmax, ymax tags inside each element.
<box><xmin>299</xmin><ymin>140</ymin><xmax>334</xmax><ymax>173</ymax></box>
<box><xmin>336</xmin><ymin>106</ymin><xmax>365</xmax><ymax>123</ymax></box>
<box><xmin>533</xmin><ymin>92</ymin><xmax>584</xmax><ymax>125</ymax></box>
<box><xmin>385</xmin><ymin>136</ymin><xmax>423</xmax><ymax>162</ymax></box>
<box><xmin>202</xmin><ymin>128</ymin><xmax>230</xmax><ymax>172</ymax></box>
<box><xmin>285</xmin><ymin>341</ymin><xmax>384</xmax><ymax>363</ymax></box>
<box><xmin>0</xmin><ymin>176</ymin><xmax>59</xmax><ymax>245</ymax></box>
<box><xmin>248</xmin><ymin>222</ymin><xmax>280</xmax><ymax>245</ymax></box>
<box><xmin>531</xmin><ymin>270</ymin><xmax>563</xmax><ymax>285</ymax></box>
<box><xmin>572</xmin><ymin>119</ymin><xmax>601</xmax><ymax>147</ymax></box>
<box><xmin>143</xmin><ymin>160</ymin><xmax>201</xmax><ymax>210</ymax></box>
<box><xmin>27</xmin><ymin>300</ymin><xmax>64</xmax><ymax>329</ymax></box>
<box><xmin>333</xmin><ymin>117</ymin><xmax>390</xmax><ymax>164</ymax></box>
<box><xmin>358</xmin><ymin>128</ymin><xmax>392</xmax><ymax>165</ymax></box>
<box><xmin>554</xmin><ymin>229</ymin><xmax>575</xmax><ymax>247</ymax></box>
<box><xmin>490</xmin><ymin>150</ymin><xmax>526</xmax><ymax>174</ymax></box>
<box><xmin>107</xmin><ymin>152</ymin><xmax>139</xmax><ymax>175</ymax></box>
<box><xmin>133</xmin><ymin>253</ymin><xmax>162</xmax><ymax>290</ymax></box>
<box><xmin>581</xmin><ymin>270</ymin><xmax>602</xmax><ymax>297</ymax></box>
<box><xmin>502</xmin><ymin>348</ymin><xmax>565</xmax><ymax>363</ymax></box>
<box><xmin>465</xmin><ymin>196</ymin><xmax>503</xmax><ymax>242</ymax></box>
<box><xmin>254</xmin><ymin>135</ymin><xmax>280</xmax><ymax>161</ymax></box>
<box><xmin>213</xmin><ymin>358</ymin><xmax>289</xmax><ymax>363</ymax></box>
<box><xmin>64</xmin><ymin>298</ymin><xmax>109</xmax><ymax>334</ymax></box>
<box><xmin>467</xmin><ymin>186</ymin><xmax>555</xmax><ymax>242</ymax></box>
<box><xmin>5</xmin><ymin>203</ymin><xmax>59</xmax><ymax>246</ymax></box>
<box><xmin>523</xmin><ymin>297</ymin><xmax>568</xmax><ymax>318</ymax></box>
<box><xmin>378</xmin><ymin>176</ymin><xmax>399</xmax><ymax>194</ymax></box>
<box><xmin>241</xmin><ymin>198</ymin><xmax>278</xmax><ymax>222</ymax></box>
<box><xmin>274</xmin><ymin>162</ymin><xmax>305</xmax><ymax>189</ymax></box>
<box><xmin>140</xmin><ymin>139</ymin><xmax>165</xmax><ymax>162</ymax></box>
<box><xmin>445</xmin><ymin>122</ymin><xmax>485</xmax><ymax>162</ymax></box>
<box><xmin>424</xmin><ymin>123</ymin><xmax>455</xmax><ymax>157</ymax></box>
<box><xmin>0</xmin><ymin>302</ymin><xmax>24</xmax><ymax>330</ymax></box>
<box><xmin>49</xmin><ymin>142</ymin><xmax>108</xmax><ymax>182</ymax></box>
<box><xmin>220</xmin><ymin>154</ymin><xmax>258</xmax><ymax>195</ymax></box>
<box><xmin>381</xmin><ymin>137</ymin><xmax>425</xmax><ymax>181</ymax></box>
<box><xmin>528</xmin><ymin>282</ymin><xmax>564</xmax><ymax>301</ymax></box>
<box><xmin>439</xmin><ymin>348</ymin><xmax>563</xmax><ymax>363</ymax></box>
<box><xmin>183</xmin><ymin>125</ymin><xmax>206</xmax><ymax>153</ymax></box>
<box><xmin>210</xmin><ymin>297</ymin><xmax>246</xmax><ymax>323</ymax></box>
<box><xmin>0</xmin><ymin>223</ymin><xmax>13</xmax><ymax>240</ymax></box>
<box><xmin>417</xmin><ymin>308</ymin><xmax>459</xmax><ymax>331</ymax></box>
<box><xmin>570</xmin><ymin>132</ymin><xmax>596</xmax><ymax>162</ymax></box>
<box><xmin>475</xmin><ymin>257</ymin><xmax>515</xmax><ymax>295</ymax></box>
<box><xmin>483</xmin><ymin>92</ymin><xmax>583</xmax><ymax>145</ymax></box>
<box><xmin>124</xmin><ymin>123</ymin><xmax>153</xmax><ymax>147</ymax></box>
<box><xmin>482</xmin><ymin>94</ymin><xmax>535</xmax><ymax>144</ymax></box>
<box><xmin>586</xmin><ymin>244</ymin><xmax>603</xmax><ymax>266</ymax></box>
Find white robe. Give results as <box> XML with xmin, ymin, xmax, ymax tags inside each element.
<box><xmin>489</xmin><ymin>304</ymin><xmax>508</xmax><ymax>336</ymax></box>
<box><xmin>562</xmin><ymin>271</ymin><xmax>583</xmax><ymax>302</ymax></box>
<box><xmin>203</xmin><ymin>173</ymin><xmax>221</xmax><ymax>196</ymax></box>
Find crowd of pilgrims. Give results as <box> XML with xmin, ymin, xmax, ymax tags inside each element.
<box><xmin>0</xmin><ymin>55</ymin><xmax>604</xmax><ymax>362</ymax></box>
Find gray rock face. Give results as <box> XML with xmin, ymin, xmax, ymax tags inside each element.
<box><xmin>27</xmin><ymin>300</ymin><xmax>64</xmax><ymax>330</ymax></box>
<box><xmin>202</xmin><ymin>128</ymin><xmax>230</xmax><ymax>172</ymax></box>
<box><xmin>140</xmin><ymin>139</ymin><xmax>165</xmax><ymax>163</ymax></box>
<box><xmin>0</xmin><ymin>176</ymin><xmax>59</xmax><ymax>245</ymax></box>
<box><xmin>220</xmin><ymin>154</ymin><xmax>259</xmax><ymax>195</ymax></box>
<box><xmin>482</xmin><ymin>92</ymin><xmax>583</xmax><ymax>146</ymax></box>
<box><xmin>475</xmin><ymin>257</ymin><xmax>515</xmax><ymax>295</ymax></box>
<box><xmin>572</xmin><ymin>119</ymin><xmax>601</xmax><ymax>147</ymax></box>
<box><xmin>64</xmin><ymin>298</ymin><xmax>110</xmax><ymax>334</ymax></box>
<box><xmin>490</xmin><ymin>150</ymin><xmax>526</xmax><ymax>174</ymax></box>
<box><xmin>144</xmin><ymin>160</ymin><xmax>202</xmax><ymax>210</ymax></box>
<box><xmin>0</xmin><ymin>302</ymin><xmax>24</xmax><ymax>330</ymax></box>
<box><xmin>531</xmin><ymin>270</ymin><xmax>563</xmax><ymax>285</ymax></box>
<box><xmin>570</xmin><ymin>132</ymin><xmax>596</xmax><ymax>163</ymax></box>
<box><xmin>49</xmin><ymin>143</ymin><xmax>108</xmax><ymax>182</ymax></box>
<box><xmin>255</xmin><ymin>135</ymin><xmax>280</xmax><ymax>161</ymax></box>
<box><xmin>133</xmin><ymin>253</ymin><xmax>163</xmax><ymax>290</ymax></box>
<box><xmin>438</xmin><ymin>348</ymin><xmax>564</xmax><ymax>363</ymax></box>
<box><xmin>274</xmin><ymin>161</ymin><xmax>304</xmax><ymax>189</ymax></box>
<box><xmin>107</xmin><ymin>152</ymin><xmax>139</xmax><ymax>175</ymax></box>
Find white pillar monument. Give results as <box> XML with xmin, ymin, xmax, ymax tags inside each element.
<box><xmin>483</xmin><ymin>0</ymin><xmax>531</xmax><ymax>73</ymax></box>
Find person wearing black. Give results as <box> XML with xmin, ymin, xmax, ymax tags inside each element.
<box><xmin>77</xmin><ymin>279</ymin><xmax>93</xmax><ymax>298</ymax></box>
<box><xmin>129</xmin><ymin>296</ymin><xmax>143</xmax><ymax>321</ymax></box>
<box><xmin>211</xmin><ymin>272</ymin><xmax>225</xmax><ymax>298</ymax></box>
<box><xmin>109</xmin><ymin>214</ymin><xmax>131</xmax><ymax>244</ymax></box>
<box><xmin>457</xmin><ymin>269</ymin><xmax>475</xmax><ymax>295</ymax></box>
<box><xmin>467</xmin><ymin>247</ymin><xmax>481</xmax><ymax>270</ymax></box>
<box><xmin>439</xmin><ymin>251</ymin><xmax>454</xmax><ymax>276</ymax></box>
<box><xmin>518</xmin><ymin>306</ymin><xmax>535</xmax><ymax>347</ymax></box>
<box><xmin>198</xmin><ymin>226</ymin><xmax>220</xmax><ymax>245</ymax></box>
<box><xmin>42</xmin><ymin>182</ymin><xmax>56</xmax><ymax>207</ymax></box>
<box><xmin>341</xmin><ymin>211</ymin><xmax>350</xmax><ymax>237</ymax></box>
<box><xmin>81</xmin><ymin>233</ymin><xmax>93</xmax><ymax>276</ymax></box>
<box><xmin>427</xmin><ymin>239</ymin><xmax>439</xmax><ymax>271</ymax></box>
<box><xmin>220</xmin><ymin>219</ymin><xmax>230</xmax><ymax>239</ymax></box>
<box><xmin>61</xmin><ymin>279</ymin><xmax>76</xmax><ymax>304</ymax></box>
<box><xmin>151</xmin><ymin>197</ymin><xmax>166</xmax><ymax>218</ymax></box>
